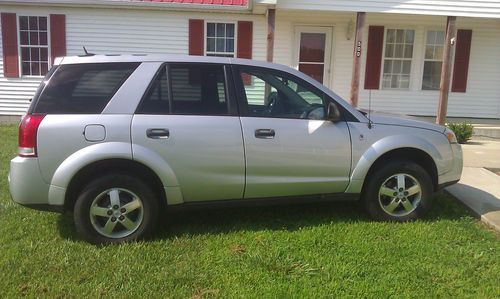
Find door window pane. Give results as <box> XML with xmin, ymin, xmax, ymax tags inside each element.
<box><xmin>299</xmin><ymin>64</ymin><xmax>324</xmax><ymax>83</ymax></box>
<box><xmin>299</xmin><ymin>33</ymin><xmax>326</xmax><ymax>62</ymax></box>
<box><xmin>239</xmin><ymin>67</ymin><xmax>326</xmax><ymax>120</ymax></box>
<box><xmin>298</xmin><ymin>32</ymin><xmax>326</xmax><ymax>83</ymax></box>
<box><xmin>170</xmin><ymin>64</ymin><xmax>228</xmax><ymax>115</ymax></box>
<box><xmin>137</xmin><ymin>66</ymin><xmax>170</xmax><ymax>114</ymax></box>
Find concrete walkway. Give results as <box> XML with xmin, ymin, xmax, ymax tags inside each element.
<box><xmin>445</xmin><ymin>139</ymin><xmax>500</xmax><ymax>232</ymax></box>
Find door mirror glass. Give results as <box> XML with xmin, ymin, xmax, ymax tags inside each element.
<box><xmin>326</xmin><ymin>102</ymin><xmax>342</xmax><ymax>122</ymax></box>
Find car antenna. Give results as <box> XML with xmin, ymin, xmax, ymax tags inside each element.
<box><xmin>367</xmin><ymin>89</ymin><xmax>373</xmax><ymax>129</ymax></box>
<box><xmin>81</xmin><ymin>46</ymin><xmax>95</xmax><ymax>56</ymax></box>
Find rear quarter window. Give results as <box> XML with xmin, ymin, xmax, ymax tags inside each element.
<box><xmin>33</xmin><ymin>62</ymin><xmax>139</xmax><ymax>114</ymax></box>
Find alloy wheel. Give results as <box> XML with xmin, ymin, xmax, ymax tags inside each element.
<box><xmin>378</xmin><ymin>173</ymin><xmax>422</xmax><ymax>217</ymax></box>
<box><xmin>89</xmin><ymin>188</ymin><xmax>144</xmax><ymax>239</ymax></box>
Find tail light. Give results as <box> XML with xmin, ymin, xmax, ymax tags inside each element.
<box><xmin>18</xmin><ymin>114</ymin><xmax>45</xmax><ymax>157</ymax></box>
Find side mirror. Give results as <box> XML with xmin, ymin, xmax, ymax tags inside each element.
<box><xmin>326</xmin><ymin>102</ymin><xmax>342</xmax><ymax>122</ymax></box>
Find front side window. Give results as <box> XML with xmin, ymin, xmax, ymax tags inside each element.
<box><xmin>422</xmin><ymin>30</ymin><xmax>445</xmax><ymax>90</ymax></box>
<box><xmin>206</xmin><ymin>22</ymin><xmax>235</xmax><ymax>57</ymax></box>
<box><xmin>19</xmin><ymin>16</ymin><xmax>49</xmax><ymax>76</ymax></box>
<box><xmin>382</xmin><ymin>29</ymin><xmax>415</xmax><ymax>89</ymax></box>
<box><xmin>238</xmin><ymin>67</ymin><xmax>326</xmax><ymax>120</ymax></box>
<box><xmin>34</xmin><ymin>63</ymin><xmax>139</xmax><ymax>114</ymax></box>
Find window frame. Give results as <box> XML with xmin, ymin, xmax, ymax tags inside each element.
<box><xmin>204</xmin><ymin>20</ymin><xmax>237</xmax><ymax>58</ymax></box>
<box><xmin>135</xmin><ymin>62</ymin><xmax>239</xmax><ymax>116</ymax></box>
<box><xmin>421</xmin><ymin>29</ymin><xmax>445</xmax><ymax>91</ymax></box>
<box><xmin>17</xmin><ymin>14</ymin><xmax>51</xmax><ymax>78</ymax></box>
<box><xmin>231</xmin><ymin>64</ymin><xmax>351</xmax><ymax>121</ymax></box>
<box><xmin>380</xmin><ymin>27</ymin><xmax>416</xmax><ymax>90</ymax></box>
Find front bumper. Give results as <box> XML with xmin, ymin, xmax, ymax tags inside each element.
<box><xmin>8</xmin><ymin>156</ymin><xmax>62</xmax><ymax>212</ymax></box>
<box><xmin>438</xmin><ymin>143</ymin><xmax>463</xmax><ymax>188</ymax></box>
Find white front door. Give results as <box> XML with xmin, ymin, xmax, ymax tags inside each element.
<box><xmin>294</xmin><ymin>26</ymin><xmax>333</xmax><ymax>86</ymax></box>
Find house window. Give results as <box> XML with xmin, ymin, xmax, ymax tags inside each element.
<box><xmin>19</xmin><ymin>16</ymin><xmax>49</xmax><ymax>76</ymax></box>
<box><xmin>382</xmin><ymin>29</ymin><xmax>414</xmax><ymax>89</ymax></box>
<box><xmin>206</xmin><ymin>22</ymin><xmax>235</xmax><ymax>57</ymax></box>
<box><xmin>422</xmin><ymin>30</ymin><xmax>445</xmax><ymax>90</ymax></box>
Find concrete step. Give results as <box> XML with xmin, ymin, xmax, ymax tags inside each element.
<box><xmin>473</xmin><ymin>126</ymin><xmax>500</xmax><ymax>140</ymax></box>
<box><xmin>446</xmin><ymin>167</ymin><xmax>500</xmax><ymax>232</ymax></box>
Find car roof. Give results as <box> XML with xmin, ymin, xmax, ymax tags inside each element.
<box><xmin>57</xmin><ymin>54</ymin><xmax>273</xmax><ymax>68</ymax></box>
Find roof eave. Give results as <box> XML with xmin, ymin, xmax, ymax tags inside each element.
<box><xmin>2</xmin><ymin>0</ymin><xmax>252</xmax><ymax>12</ymax></box>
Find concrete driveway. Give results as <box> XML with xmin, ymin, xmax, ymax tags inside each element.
<box><xmin>446</xmin><ymin>139</ymin><xmax>500</xmax><ymax>232</ymax></box>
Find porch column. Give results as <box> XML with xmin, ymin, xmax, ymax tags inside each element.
<box><xmin>266</xmin><ymin>8</ymin><xmax>276</xmax><ymax>62</ymax></box>
<box><xmin>436</xmin><ymin>16</ymin><xmax>457</xmax><ymax>125</ymax></box>
<box><xmin>349</xmin><ymin>12</ymin><xmax>366</xmax><ymax>107</ymax></box>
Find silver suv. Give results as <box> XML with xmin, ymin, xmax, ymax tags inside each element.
<box><xmin>8</xmin><ymin>55</ymin><xmax>463</xmax><ymax>244</ymax></box>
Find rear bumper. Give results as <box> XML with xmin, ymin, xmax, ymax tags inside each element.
<box><xmin>8</xmin><ymin>156</ymin><xmax>62</xmax><ymax>212</ymax></box>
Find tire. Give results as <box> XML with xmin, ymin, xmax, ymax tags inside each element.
<box><xmin>74</xmin><ymin>173</ymin><xmax>159</xmax><ymax>244</ymax></box>
<box><xmin>363</xmin><ymin>160</ymin><xmax>433</xmax><ymax>222</ymax></box>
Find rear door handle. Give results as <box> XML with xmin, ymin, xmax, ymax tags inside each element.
<box><xmin>146</xmin><ymin>128</ymin><xmax>170</xmax><ymax>139</ymax></box>
<box><xmin>255</xmin><ymin>129</ymin><xmax>275</xmax><ymax>139</ymax></box>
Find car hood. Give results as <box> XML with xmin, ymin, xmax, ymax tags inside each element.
<box><xmin>359</xmin><ymin>110</ymin><xmax>446</xmax><ymax>133</ymax></box>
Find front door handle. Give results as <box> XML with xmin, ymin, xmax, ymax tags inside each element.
<box><xmin>255</xmin><ymin>129</ymin><xmax>275</xmax><ymax>139</ymax></box>
<box><xmin>146</xmin><ymin>128</ymin><xmax>170</xmax><ymax>139</ymax></box>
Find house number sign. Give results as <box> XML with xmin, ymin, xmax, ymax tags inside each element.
<box><xmin>356</xmin><ymin>41</ymin><xmax>362</xmax><ymax>57</ymax></box>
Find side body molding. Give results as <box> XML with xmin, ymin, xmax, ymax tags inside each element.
<box><xmin>345</xmin><ymin>134</ymin><xmax>444</xmax><ymax>193</ymax></box>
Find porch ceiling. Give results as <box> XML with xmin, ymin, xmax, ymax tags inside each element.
<box><xmin>276</xmin><ymin>0</ymin><xmax>500</xmax><ymax>19</ymax></box>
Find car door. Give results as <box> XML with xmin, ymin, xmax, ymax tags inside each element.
<box><xmin>132</xmin><ymin>63</ymin><xmax>245</xmax><ymax>202</ymax></box>
<box><xmin>233</xmin><ymin>65</ymin><xmax>352</xmax><ymax>199</ymax></box>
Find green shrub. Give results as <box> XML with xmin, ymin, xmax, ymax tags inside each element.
<box><xmin>446</xmin><ymin>122</ymin><xmax>474</xmax><ymax>144</ymax></box>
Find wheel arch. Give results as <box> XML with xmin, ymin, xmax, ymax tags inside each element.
<box><xmin>361</xmin><ymin>147</ymin><xmax>439</xmax><ymax>194</ymax></box>
<box><xmin>64</xmin><ymin>158</ymin><xmax>167</xmax><ymax>213</ymax></box>
<box><xmin>346</xmin><ymin>133</ymin><xmax>443</xmax><ymax>194</ymax></box>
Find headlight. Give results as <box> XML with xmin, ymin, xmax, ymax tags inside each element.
<box><xmin>444</xmin><ymin>128</ymin><xmax>458</xmax><ymax>143</ymax></box>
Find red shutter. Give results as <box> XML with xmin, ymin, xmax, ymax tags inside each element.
<box><xmin>237</xmin><ymin>21</ymin><xmax>252</xmax><ymax>59</ymax></box>
<box><xmin>1</xmin><ymin>13</ymin><xmax>19</xmax><ymax>78</ymax></box>
<box><xmin>451</xmin><ymin>29</ymin><xmax>472</xmax><ymax>93</ymax></box>
<box><xmin>237</xmin><ymin>21</ymin><xmax>253</xmax><ymax>85</ymax></box>
<box><xmin>50</xmin><ymin>14</ymin><xmax>66</xmax><ymax>65</ymax></box>
<box><xmin>188</xmin><ymin>19</ymin><xmax>204</xmax><ymax>56</ymax></box>
<box><xmin>364</xmin><ymin>26</ymin><xmax>384</xmax><ymax>90</ymax></box>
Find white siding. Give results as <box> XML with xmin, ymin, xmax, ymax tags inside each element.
<box><xmin>0</xmin><ymin>5</ymin><xmax>266</xmax><ymax>115</ymax></box>
<box><xmin>274</xmin><ymin>11</ymin><xmax>500</xmax><ymax>118</ymax></box>
<box><xmin>277</xmin><ymin>0</ymin><xmax>500</xmax><ymax>19</ymax></box>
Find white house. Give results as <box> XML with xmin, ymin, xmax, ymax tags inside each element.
<box><xmin>1</xmin><ymin>0</ymin><xmax>499</xmax><ymax>121</ymax></box>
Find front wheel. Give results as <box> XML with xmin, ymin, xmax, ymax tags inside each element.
<box><xmin>74</xmin><ymin>174</ymin><xmax>159</xmax><ymax>244</ymax></box>
<box><xmin>363</xmin><ymin>161</ymin><xmax>433</xmax><ymax>222</ymax></box>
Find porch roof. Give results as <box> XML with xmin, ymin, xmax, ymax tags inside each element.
<box><xmin>276</xmin><ymin>0</ymin><xmax>500</xmax><ymax>19</ymax></box>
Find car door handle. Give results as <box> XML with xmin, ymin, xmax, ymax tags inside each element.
<box><xmin>255</xmin><ymin>129</ymin><xmax>275</xmax><ymax>139</ymax></box>
<box><xmin>146</xmin><ymin>128</ymin><xmax>170</xmax><ymax>139</ymax></box>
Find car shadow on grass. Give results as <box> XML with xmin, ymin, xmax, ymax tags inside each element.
<box><xmin>56</xmin><ymin>192</ymin><xmax>472</xmax><ymax>242</ymax></box>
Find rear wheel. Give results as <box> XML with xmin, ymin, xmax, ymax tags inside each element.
<box><xmin>363</xmin><ymin>161</ymin><xmax>433</xmax><ymax>222</ymax></box>
<box><xmin>74</xmin><ymin>174</ymin><xmax>159</xmax><ymax>244</ymax></box>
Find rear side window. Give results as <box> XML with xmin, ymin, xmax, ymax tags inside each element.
<box><xmin>137</xmin><ymin>63</ymin><xmax>228</xmax><ymax>115</ymax></box>
<box><xmin>171</xmin><ymin>64</ymin><xmax>227</xmax><ymax>115</ymax></box>
<box><xmin>34</xmin><ymin>62</ymin><xmax>139</xmax><ymax>114</ymax></box>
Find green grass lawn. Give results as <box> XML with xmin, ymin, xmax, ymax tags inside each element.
<box><xmin>0</xmin><ymin>124</ymin><xmax>499</xmax><ymax>298</ymax></box>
